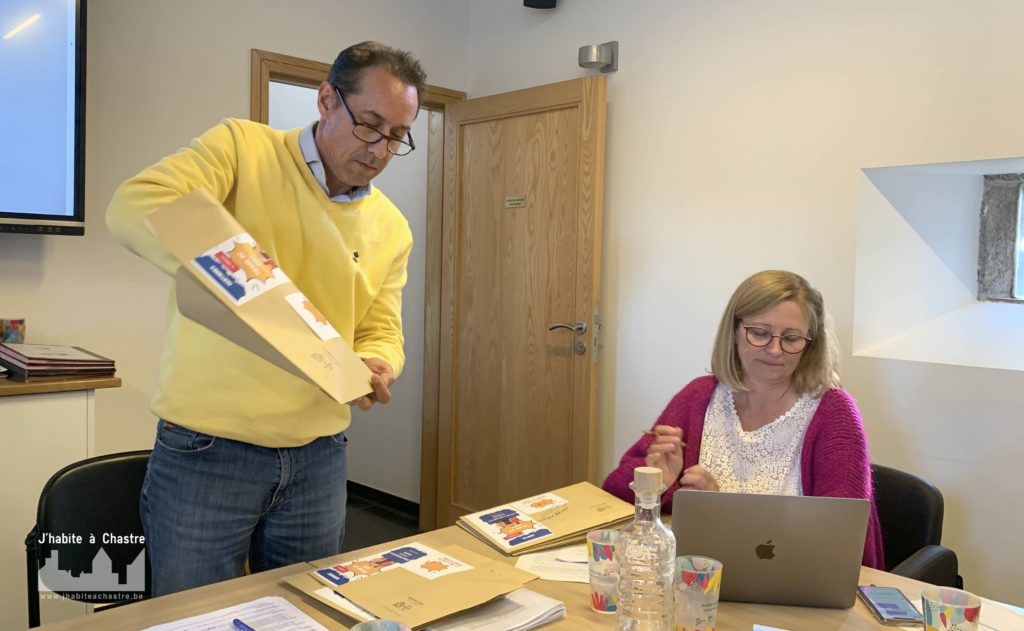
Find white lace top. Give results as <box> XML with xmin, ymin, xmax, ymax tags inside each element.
<box><xmin>697</xmin><ymin>383</ymin><xmax>821</xmax><ymax>495</ymax></box>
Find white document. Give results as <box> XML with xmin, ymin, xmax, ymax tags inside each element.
<box><xmin>514</xmin><ymin>544</ymin><xmax>589</xmax><ymax>583</ymax></box>
<box><xmin>141</xmin><ymin>596</ymin><xmax>327</xmax><ymax>631</ymax></box>
<box><xmin>426</xmin><ymin>588</ymin><xmax>565</xmax><ymax>631</ymax></box>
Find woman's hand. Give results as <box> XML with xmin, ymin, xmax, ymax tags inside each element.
<box><xmin>679</xmin><ymin>465</ymin><xmax>720</xmax><ymax>491</ymax></box>
<box><xmin>644</xmin><ymin>425</ymin><xmax>685</xmax><ymax>488</ymax></box>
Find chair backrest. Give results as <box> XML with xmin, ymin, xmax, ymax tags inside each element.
<box><xmin>26</xmin><ymin>450</ymin><xmax>151</xmax><ymax>627</ymax></box>
<box><xmin>871</xmin><ymin>463</ymin><xmax>944</xmax><ymax>572</ymax></box>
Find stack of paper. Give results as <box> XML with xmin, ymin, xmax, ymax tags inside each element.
<box><xmin>305</xmin><ymin>586</ymin><xmax>565</xmax><ymax>631</ymax></box>
<box><xmin>140</xmin><ymin>595</ymin><xmax>327</xmax><ymax>631</ymax></box>
<box><xmin>427</xmin><ymin>588</ymin><xmax>565</xmax><ymax>631</ymax></box>
<box><xmin>456</xmin><ymin>482</ymin><xmax>633</xmax><ymax>556</ymax></box>
<box><xmin>514</xmin><ymin>544</ymin><xmax>590</xmax><ymax>583</ymax></box>
<box><xmin>286</xmin><ymin>542</ymin><xmax>536</xmax><ymax>629</ymax></box>
<box><xmin>0</xmin><ymin>343</ymin><xmax>115</xmax><ymax>380</ymax></box>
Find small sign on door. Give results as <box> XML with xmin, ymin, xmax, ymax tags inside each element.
<box><xmin>504</xmin><ymin>196</ymin><xmax>527</xmax><ymax>209</ymax></box>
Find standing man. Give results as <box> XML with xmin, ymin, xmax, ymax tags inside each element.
<box><xmin>106</xmin><ymin>41</ymin><xmax>427</xmax><ymax>596</ymax></box>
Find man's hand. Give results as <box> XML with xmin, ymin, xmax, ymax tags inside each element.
<box><xmin>352</xmin><ymin>358</ymin><xmax>395</xmax><ymax>411</ymax></box>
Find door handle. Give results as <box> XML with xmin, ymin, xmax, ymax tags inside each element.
<box><xmin>548</xmin><ymin>321</ymin><xmax>587</xmax><ymax>335</ymax></box>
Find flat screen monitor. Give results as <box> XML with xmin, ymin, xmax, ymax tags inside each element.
<box><xmin>0</xmin><ymin>0</ymin><xmax>86</xmax><ymax>236</ymax></box>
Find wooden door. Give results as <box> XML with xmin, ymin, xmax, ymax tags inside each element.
<box><xmin>429</xmin><ymin>76</ymin><xmax>606</xmax><ymax>527</ymax></box>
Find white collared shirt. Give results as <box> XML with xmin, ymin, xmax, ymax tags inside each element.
<box><xmin>298</xmin><ymin>122</ymin><xmax>374</xmax><ymax>202</ymax></box>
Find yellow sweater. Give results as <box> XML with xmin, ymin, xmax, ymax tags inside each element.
<box><xmin>107</xmin><ymin>118</ymin><xmax>411</xmax><ymax>447</ymax></box>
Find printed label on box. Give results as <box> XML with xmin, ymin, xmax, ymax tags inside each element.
<box><xmin>471</xmin><ymin>507</ymin><xmax>554</xmax><ymax>550</ymax></box>
<box><xmin>284</xmin><ymin>292</ymin><xmax>341</xmax><ymax>341</ymax></box>
<box><xmin>191</xmin><ymin>233</ymin><xmax>288</xmax><ymax>306</ymax></box>
<box><xmin>509</xmin><ymin>492</ymin><xmax>568</xmax><ymax>517</ymax></box>
<box><xmin>313</xmin><ymin>543</ymin><xmax>471</xmax><ymax>587</ymax></box>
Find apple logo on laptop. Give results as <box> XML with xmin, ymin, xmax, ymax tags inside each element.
<box><xmin>755</xmin><ymin>539</ymin><xmax>776</xmax><ymax>560</ymax></box>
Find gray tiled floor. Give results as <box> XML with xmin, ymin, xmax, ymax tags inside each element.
<box><xmin>341</xmin><ymin>490</ymin><xmax>419</xmax><ymax>553</ymax></box>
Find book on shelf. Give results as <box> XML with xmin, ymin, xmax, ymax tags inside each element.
<box><xmin>0</xmin><ymin>343</ymin><xmax>115</xmax><ymax>378</ymax></box>
<box><xmin>456</xmin><ymin>481</ymin><xmax>633</xmax><ymax>556</ymax></box>
<box><xmin>3</xmin><ymin>370</ymin><xmax>116</xmax><ymax>382</ymax></box>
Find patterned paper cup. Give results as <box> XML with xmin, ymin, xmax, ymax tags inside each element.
<box><xmin>922</xmin><ymin>586</ymin><xmax>981</xmax><ymax>631</ymax></box>
<box><xmin>1</xmin><ymin>318</ymin><xmax>25</xmax><ymax>344</ymax></box>
<box><xmin>587</xmin><ymin>529</ymin><xmax>620</xmax><ymax>614</ymax></box>
<box><xmin>674</xmin><ymin>555</ymin><xmax>722</xmax><ymax>631</ymax></box>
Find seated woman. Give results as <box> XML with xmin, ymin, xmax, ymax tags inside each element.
<box><xmin>602</xmin><ymin>270</ymin><xmax>884</xmax><ymax>569</ymax></box>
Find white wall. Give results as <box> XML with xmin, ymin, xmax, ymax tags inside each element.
<box><xmin>461</xmin><ymin>0</ymin><xmax>1024</xmax><ymax>603</ymax></box>
<box><xmin>0</xmin><ymin>0</ymin><xmax>470</xmax><ymax>474</ymax></box>
<box><xmin>3</xmin><ymin>0</ymin><xmax>1023</xmax><ymax>606</ymax></box>
<box><xmin>0</xmin><ymin>5</ymin><xmax>462</xmax><ymax>628</ymax></box>
<box><xmin>346</xmin><ymin>112</ymin><xmax>429</xmax><ymax>502</ymax></box>
<box><xmin>855</xmin><ymin>159</ymin><xmax>1024</xmax><ymax>371</ymax></box>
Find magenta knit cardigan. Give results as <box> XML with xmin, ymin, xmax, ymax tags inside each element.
<box><xmin>602</xmin><ymin>375</ymin><xmax>885</xmax><ymax>570</ymax></box>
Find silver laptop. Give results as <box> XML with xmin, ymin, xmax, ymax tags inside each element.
<box><xmin>671</xmin><ymin>490</ymin><xmax>869</xmax><ymax>608</ymax></box>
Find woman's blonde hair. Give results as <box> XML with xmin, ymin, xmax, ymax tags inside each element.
<box><xmin>710</xmin><ymin>270</ymin><xmax>840</xmax><ymax>396</ymax></box>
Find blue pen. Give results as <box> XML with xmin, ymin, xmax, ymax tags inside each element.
<box><xmin>232</xmin><ymin>619</ymin><xmax>255</xmax><ymax>631</ymax></box>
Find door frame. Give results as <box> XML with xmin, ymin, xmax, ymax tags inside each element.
<box><xmin>249</xmin><ymin>49</ymin><xmax>465</xmax><ymax>532</ymax></box>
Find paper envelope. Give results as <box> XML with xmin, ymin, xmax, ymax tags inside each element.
<box><xmin>457</xmin><ymin>481</ymin><xmax>634</xmax><ymax>556</ymax></box>
<box><xmin>286</xmin><ymin>544</ymin><xmax>536</xmax><ymax>629</ymax></box>
<box><xmin>146</xmin><ymin>189</ymin><xmax>373</xmax><ymax>406</ymax></box>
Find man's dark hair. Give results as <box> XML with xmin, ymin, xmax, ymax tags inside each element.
<box><xmin>328</xmin><ymin>41</ymin><xmax>428</xmax><ymax>106</ymax></box>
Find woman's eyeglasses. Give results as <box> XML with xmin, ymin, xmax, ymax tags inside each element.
<box><xmin>740</xmin><ymin>323</ymin><xmax>812</xmax><ymax>354</ymax></box>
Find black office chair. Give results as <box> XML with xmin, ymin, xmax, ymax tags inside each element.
<box><xmin>871</xmin><ymin>463</ymin><xmax>963</xmax><ymax>588</ymax></box>
<box><xmin>25</xmin><ymin>450</ymin><xmax>152</xmax><ymax>628</ymax></box>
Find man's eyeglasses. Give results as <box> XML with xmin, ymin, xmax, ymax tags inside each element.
<box><xmin>334</xmin><ymin>87</ymin><xmax>415</xmax><ymax>156</ymax></box>
<box><xmin>739</xmin><ymin>323</ymin><xmax>812</xmax><ymax>354</ymax></box>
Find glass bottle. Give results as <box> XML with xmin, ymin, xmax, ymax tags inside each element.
<box><xmin>616</xmin><ymin>466</ymin><xmax>676</xmax><ymax>631</ymax></box>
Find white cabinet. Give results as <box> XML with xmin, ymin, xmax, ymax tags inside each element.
<box><xmin>0</xmin><ymin>378</ymin><xmax>118</xmax><ymax>630</ymax></box>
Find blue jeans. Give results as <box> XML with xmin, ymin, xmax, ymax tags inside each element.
<box><xmin>140</xmin><ymin>420</ymin><xmax>348</xmax><ymax>596</ymax></box>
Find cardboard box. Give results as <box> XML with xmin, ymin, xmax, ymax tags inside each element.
<box><xmin>146</xmin><ymin>189</ymin><xmax>372</xmax><ymax>406</ymax></box>
<box><xmin>457</xmin><ymin>481</ymin><xmax>634</xmax><ymax>556</ymax></box>
<box><xmin>286</xmin><ymin>543</ymin><xmax>536</xmax><ymax>629</ymax></box>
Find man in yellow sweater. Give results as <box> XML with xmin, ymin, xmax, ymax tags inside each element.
<box><xmin>106</xmin><ymin>41</ymin><xmax>426</xmax><ymax>596</ymax></box>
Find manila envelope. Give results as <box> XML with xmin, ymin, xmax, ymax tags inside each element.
<box><xmin>286</xmin><ymin>544</ymin><xmax>536</xmax><ymax>629</ymax></box>
<box><xmin>458</xmin><ymin>481</ymin><xmax>634</xmax><ymax>556</ymax></box>
<box><xmin>145</xmin><ymin>189</ymin><xmax>372</xmax><ymax>406</ymax></box>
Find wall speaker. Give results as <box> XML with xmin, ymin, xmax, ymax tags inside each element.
<box><xmin>524</xmin><ymin>0</ymin><xmax>557</xmax><ymax>8</ymax></box>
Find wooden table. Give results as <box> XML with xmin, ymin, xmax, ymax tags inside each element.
<box><xmin>36</xmin><ymin>526</ymin><xmax>1024</xmax><ymax>630</ymax></box>
<box><xmin>34</xmin><ymin>563</ymin><xmax>341</xmax><ymax>631</ymax></box>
